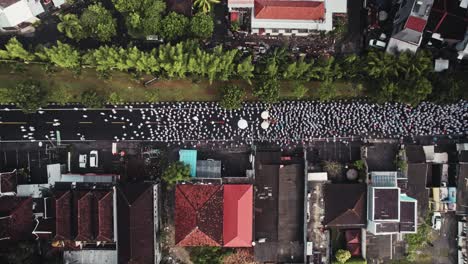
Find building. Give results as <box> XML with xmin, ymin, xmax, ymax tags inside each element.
<box><xmin>0</xmin><ymin>196</ymin><xmax>33</xmax><ymax>241</ymax></box>
<box><xmin>228</xmin><ymin>0</ymin><xmax>347</xmax><ymax>36</ymax></box>
<box><xmin>457</xmin><ymin>149</ymin><xmax>468</xmax><ymax>216</ymax></box>
<box><xmin>0</xmin><ymin>170</ymin><xmax>17</xmax><ymax>196</ymax></box>
<box><xmin>367</xmin><ymin>172</ymin><xmax>417</xmax><ymax>235</ymax></box>
<box><xmin>459</xmin><ymin>218</ymin><xmax>467</xmax><ymax>264</ymax></box>
<box><xmin>0</xmin><ymin>0</ymin><xmax>65</xmax><ymax>32</ymax></box>
<box><xmin>175</xmin><ymin>184</ymin><xmax>253</xmax><ymax>247</ymax></box>
<box><xmin>386</xmin><ymin>0</ymin><xmax>434</xmax><ymax>54</ymax></box>
<box><xmin>323</xmin><ymin>183</ymin><xmax>366</xmax><ymax>229</ymax></box>
<box><xmin>117</xmin><ymin>182</ymin><xmax>161</xmax><ymax>264</ymax></box>
<box><xmin>254</xmin><ymin>151</ymin><xmax>305</xmax><ymax>263</ymax></box>
<box><xmin>426</xmin><ymin>0</ymin><xmax>468</xmax><ymax>43</ymax></box>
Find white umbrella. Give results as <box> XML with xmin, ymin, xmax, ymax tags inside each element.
<box><xmin>237</xmin><ymin>119</ymin><xmax>248</xmax><ymax>129</ymax></box>
<box><xmin>261</xmin><ymin>121</ymin><xmax>270</xmax><ymax>130</ymax></box>
<box><xmin>261</xmin><ymin>111</ymin><xmax>270</xmax><ymax>120</ymax></box>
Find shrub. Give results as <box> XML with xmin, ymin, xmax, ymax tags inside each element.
<box><xmin>81</xmin><ymin>90</ymin><xmax>105</xmax><ymax>108</ymax></box>
<box><xmin>335</xmin><ymin>249</ymin><xmax>351</xmax><ymax>263</ymax></box>
<box><xmin>219</xmin><ymin>85</ymin><xmax>245</xmax><ymax>109</ymax></box>
<box><xmin>161</xmin><ymin>161</ymin><xmax>190</xmax><ymax>187</ymax></box>
<box><xmin>108</xmin><ymin>92</ymin><xmax>124</xmax><ymax>105</ymax></box>
<box><xmin>9</xmin><ymin>80</ymin><xmax>48</xmax><ymax>113</ymax></box>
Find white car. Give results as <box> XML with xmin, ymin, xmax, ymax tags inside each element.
<box><xmin>79</xmin><ymin>154</ymin><xmax>87</xmax><ymax>168</ymax></box>
<box><xmin>369</xmin><ymin>39</ymin><xmax>386</xmax><ymax>49</ymax></box>
<box><xmin>432</xmin><ymin>212</ymin><xmax>442</xmax><ymax>230</ymax></box>
<box><xmin>90</xmin><ymin>150</ymin><xmax>98</xmax><ymax>168</ymax></box>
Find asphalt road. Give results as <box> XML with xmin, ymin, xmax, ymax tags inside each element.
<box><xmin>0</xmin><ymin>101</ymin><xmax>466</xmax><ymax>143</ymax></box>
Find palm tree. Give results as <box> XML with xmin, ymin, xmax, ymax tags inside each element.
<box><xmin>193</xmin><ymin>0</ymin><xmax>220</xmax><ymax>13</ymax></box>
<box><xmin>57</xmin><ymin>14</ymin><xmax>84</xmax><ymax>40</ymax></box>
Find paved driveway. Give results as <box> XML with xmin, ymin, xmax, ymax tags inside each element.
<box><xmin>431</xmin><ymin>212</ymin><xmax>458</xmax><ymax>264</ymax></box>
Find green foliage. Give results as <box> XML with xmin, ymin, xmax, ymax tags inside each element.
<box><xmin>190</xmin><ymin>247</ymin><xmax>232</xmax><ymax>264</ymax></box>
<box><xmin>190</xmin><ymin>13</ymin><xmax>214</xmax><ymax>39</ymax></box>
<box><xmin>161</xmin><ymin>161</ymin><xmax>190</xmax><ymax>187</ymax></box>
<box><xmin>57</xmin><ymin>14</ymin><xmax>85</xmax><ymax>40</ymax></box>
<box><xmin>160</xmin><ymin>12</ymin><xmax>189</xmax><ymax>40</ymax></box>
<box><xmin>353</xmin><ymin>160</ymin><xmax>365</xmax><ymax>171</ymax></box>
<box><xmin>237</xmin><ymin>56</ymin><xmax>254</xmax><ymax>84</ymax></box>
<box><xmin>108</xmin><ymin>92</ymin><xmax>124</xmax><ymax>104</ymax></box>
<box><xmin>405</xmin><ymin>214</ymin><xmax>432</xmax><ymax>261</ymax></box>
<box><xmin>220</xmin><ymin>84</ymin><xmax>245</xmax><ymax>109</ymax></box>
<box><xmin>335</xmin><ymin>249</ymin><xmax>352</xmax><ymax>264</ymax></box>
<box><xmin>43</xmin><ymin>41</ymin><xmax>80</xmax><ymax>69</ymax></box>
<box><xmin>0</xmin><ymin>37</ymin><xmax>35</xmax><ymax>61</ymax></box>
<box><xmin>193</xmin><ymin>0</ymin><xmax>220</xmax><ymax>13</ymax></box>
<box><xmin>80</xmin><ymin>3</ymin><xmax>117</xmax><ymax>42</ymax></box>
<box><xmin>292</xmin><ymin>82</ymin><xmax>308</xmax><ymax>99</ymax></box>
<box><xmin>230</xmin><ymin>20</ymin><xmax>240</xmax><ymax>31</ymax></box>
<box><xmin>9</xmin><ymin>80</ymin><xmax>48</xmax><ymax>112</ymax></box>
<box><xmin>283</xmin><ymin>57</ymin><xmax>311</xmax><ymax>80</ymax></box>
<box><xmin>81</xmin><ymin>90</ymin><xmax>105</xmax><ymax>108</ymax></box>
<box><xmin>254</xmin><ymin>77</ymin><xmax>280</xmax><ymax>103</ymax></box>
<box><xmin>112</xmin><ymin>0</ymin><xmax>166</xmax><ymax>36</ymax></box>
<box><xmin>332</xmin><ymin>257</ymin><xmax>367</xmax><ymax>264</ymax></box>
<box><xmin>323</xmin><ymin>160</ymin><xmax>343</xmax><ymax>178</ymax></box>
<box><xmin>145</xmin><ymin>88</ymin><xmax>160</xmax><ymax>102</ymax></box>
<box><xmin>318</xmin><ymin>79</ymin><xmax>337</xmax><ymax>101</ymax></box>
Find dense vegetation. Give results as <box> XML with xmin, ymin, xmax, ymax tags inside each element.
<box><xmin>0</xmin><ymin>33</ymin><xmax>465</xmax><ymax>111</ymax></box>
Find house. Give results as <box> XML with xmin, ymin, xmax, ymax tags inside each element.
<box><xmin>457</xmin><ymin>151</ymin><xmax>468</xmax><ymax>216</ymax></box>
<box><xmin>175</xmin><ymin>184</ymin><xmax>253</xmax><ymax>247</ymax></box>
<box><xmin>0</xmin><ymin>196</ymin><xmax>33</xmax><ymax>241</ymax></box>
<box><xmin>458</xmin><ymin>218</ymin><xmax>467</xmax><ymax>264</ymax></box>
<box><xmin>254</xmin><ymin>151</ymin><xmax>305</xmax><ymax>263</ymax></box>
<box><xmin>228</xmin><ymin>0</ymin><xmax>347</xmax><ymax>36</ymax></box>
<box><xmin>386</xmin><ymin>0</ymin><xmax>434</xmax><ymax>54</ymax></box>
<box><xmin>0</xmin><ymin>170</ymin><xmax>17</xmax><ymax>196</ymax></box>
<box><xmin>367</xmin><ymin>172</ymin><xmax>417</xmax><ymax>235</ymax></box>
<box><xmin>0</xmin><ymin>0</ymin><xmax>65</xmax><ymax>32</ymax></box>
<box><xmin>323</xmin><ymin>183</ymin><xmax>366</xmax><ymax>229</ymax></box>
<box><xmin>426</xmin><ymin>0</ymin><xmax>468</xmax><ymax>43</ymax></box>
<box><xmin>117</xmin><ymin>182</ymin><xmax>161</xmax><ymax>264</ymax></box>
<box><xmin>50</xmin><ymin>188</ymin><xmax>115</xmax><ymax>244</ymax></box>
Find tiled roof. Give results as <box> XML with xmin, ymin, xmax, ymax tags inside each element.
<box><xmin>175</xmin><ymin>184</ymin><xmax>223</xmax><ymax>246</ymax></box>
<box><xmin>254</xmin><ymin>0</ymin><xmax>325</xmax><ymax>20</ymax></box>
<box><xmin>76</xmin><ymin>191</ymin><xmax>93</xmax><ymax>241</ymax></box>
<box><xmin>0</xmin><ymin>196</ymin><xmax>33</xmax><ymax>241</ymax></box>
<box><xmin>54</xmin><ymin>191</ymin><xmax>72</xmax><ymax>241</ymax></box>
<box><xmin>0</xmin><ymin>171</ymin><xmax>17</xmax><ymax>193</ymax></box>
<box><xmin>223</xmin><ymin>185</ymin><xmax>253</xmax><ymax>247</ymax></box>
<box><xmin>405</xmin><ymin>16</ymin><xmax>427</xmax><ymax>32</ymax></box>
<box><xmin>96</xmin><ymin>191</ymin><xmax>113</xmax><ymax>242</ymax></box>
<box><xmin>324</xmin><ymin>184</ymin><xmax>366</xmax><ymax>228</ymax></box>
<box><xmin>117</xmin><ymin>183</ymin><xmax>155</xmax><ymax>264</ymax></box>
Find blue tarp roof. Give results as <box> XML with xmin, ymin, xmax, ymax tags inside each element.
<box><xmin>179</xmin><ymin>149</ymin><xmax>197</xmax><ymax>177</ymax></box>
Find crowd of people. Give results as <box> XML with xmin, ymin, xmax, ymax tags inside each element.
<box><xmin>105</xmin><ymin>100</ymin><xmax>466</xmax><ymax>144</ymax></box>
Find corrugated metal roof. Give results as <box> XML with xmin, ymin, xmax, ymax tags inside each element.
<box><xmin>196</xmin><ymin>160</ymin><xmax>221</xmax><ymax>178</ymax></box>
<box><xmin>179</xmin><ymin>150</ymin><xmax>198</xmax><ymax>177</ymax></box>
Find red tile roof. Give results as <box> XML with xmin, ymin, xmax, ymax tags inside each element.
<box><xmin>76</xmin><ymin>191</ymin><xmax>93</xmax><ymax>241</ymax></box>
<box><xmin>175</xmin><ymin>184</ymin><xmax>223</xmax><ymax>246</ymax></box>
<box><xmin>96</xmin><ymin>191</ymin><xmax>113</xmax><ymax>242</ymax></box>
<box><xmin>223</xmin><ymin>185</ymin><xmax>253</xmax><ymax>247</ymax></box>
<box><xmin>54</xmin><ymin>191</ymin><xmax>72</xmax><ymax>241</ymax></box>
<box><xmin>117</xmin><ymin>183</ymin><xmax>155</xmax><ymax>264</ymax></box>
<box><xmin>405</xmin><ymin>16</ymin><xmax>427</xmax><ymax>32</ymax></box>
<box><xmin>254</xmin><ymin>0</ymin><xmax>325</xmax><ymax>20</ymax></box>
<box><xmin>0</xmin><ymin>196</ymin><xmax>33</xmax><ymax>241</ymax></box>
<box><xmin>0</xmin><ymin>171</ymin><xmax>17</xmax><ymax>193</ymax></box>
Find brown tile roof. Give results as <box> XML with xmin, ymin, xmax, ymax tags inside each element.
<box><xmin>54</xmin><ymin>191</ymin><xmax>72</xmax><ymax>241</ymax></box>
<box><xmin>0</xmin><ymin>171</ymin><xmax>17</xmax><ymax>193</ymax></box>
<box><xmin>76</xmin><ymin>191</ymin><xmax>93</xmax><ymax>241</ymax></box>
<box><xmin>324</xmin><ymin>184</ymin><xmax>366</xmax><ymax>228</ymax></box>
<box><xmin>96</xmin><ymin>191</ymin><xmax>114</xmax><ymax>242</ymax></box>
<box><xmin>254</xmin><ymin>0</ymin><xmax>325</xmax><ymax>20</ymax></box>
<box><xmin>175</xmin><ymin>184</ymin><xmax>223</xmax><ymax>246</ymax></box>
<box><xmin>0</xmin><ymin>196</ymin><xmax>33</xmax><ymax>241</ymax></box>
<box><xmin>117</xmin><ymin>183</ymin><xmax>155</xmax><ymax>264</ymax></box>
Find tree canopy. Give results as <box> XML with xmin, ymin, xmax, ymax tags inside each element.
<box><xmin>220</xmin><ymin>85</ymin><xmax>245</xmax><ymax>109</ymax></box>
<box><xmin>9</xmin><ymin>80</ymin><xmax>48</xmax><ymax>112</ymax></box>
<box><xmin>162</xmin><ymin>161</ymin><xmax>190</xmax><ymax>187</ymax></box>
<box><xmin>42</xmin><ymin>41</ymin><xmax>81</xmax><ymax>69</ymax></box>
<box><xmin>57</xmin><ymin>14</ymin><xmax>85</xmax><ymax>40</ymax></box>
<box><xmin>80</xmin><ymin>3</ymin><xmax>117</xmax><ymax>42</ymax></box>
<box><xmin>160</xmin><ymin>12</ymin><xmax>189</xmax><ymax>40</ymax></box>
<box><xmin>190</xmin><ymin>13</ymin><xmax>214</xmax><ymax>39</ymax></box>
<box><xmin>193</xmin><ymin>0</ymin><xmax>220</xmax><ymax>13</ymax></box>
<box><xmin>335</xmin><ymin>249</ymin><xmax>352</xmax><ymax>264</ymax></box>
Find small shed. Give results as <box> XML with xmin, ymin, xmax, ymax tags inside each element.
<box><xmin>179</xmin><ymin>150</ymin><xmax>197</xmax><ymax>177</ymax></box>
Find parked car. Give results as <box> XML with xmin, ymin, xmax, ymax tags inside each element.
<box><xmin>79</xmin><ymin>154</ymin><xmax>87</xmax><ymax>168</ymax></box>
<box><xmin>432</xmin><ymin>212</ymin><xmax>442</xmax><ymax>230</ymax></box>
<box><xmin>90</xmin><ymin>150</ymin><xmax>98</xmax><ymax>168</ymax></box>
<box><xmin>369</xmin><ymin>39</ymin><xmax>386</xmax><ymax>49</ymax></box>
